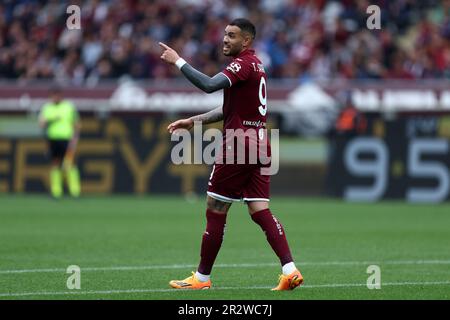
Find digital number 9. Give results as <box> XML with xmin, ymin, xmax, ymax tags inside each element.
<box><xmin>344</xmin><ymin>138</ymin><xmax>388</xmax><ymax>201</ymax></box>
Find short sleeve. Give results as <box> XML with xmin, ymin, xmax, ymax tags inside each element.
<box><xmin>221</xmin><ymin>58</ymin><xmax>252</xmax><ymax>86</ymax></box>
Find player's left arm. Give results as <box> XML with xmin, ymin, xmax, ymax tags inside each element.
<box><xmin>159</xmin><ymin>42</ymin><xmax>230</xmax><ymax>93</ymax></box>
<box><xmin>167</xmin><ymin>106</ymin><xmax>223</xmax><ymax>134</ymax></box>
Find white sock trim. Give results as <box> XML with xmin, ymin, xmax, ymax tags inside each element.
<box><xmin>195</xmin><ymin>271</ymin><xmax>210</xmax><ymax>282</ymax></box>
<box><xmin>282</xmin><ymin>262</ymin><xmax>297</xmax><ymax>276</ymax></box>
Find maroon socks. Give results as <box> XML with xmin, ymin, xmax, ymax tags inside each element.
<box><xmin>197</xmin><ymin>208</ymin><xmax>293</xmax><ymax>276</ymax></box>
<box><xmin>197</xmin><ymin>209</ymin><xmax>227</xmax><ymax>275</ymax></box>
<box><xmin>251</xmin><ymin>209</ymin><xmax>293</xmax><ymax>266</ymax></box>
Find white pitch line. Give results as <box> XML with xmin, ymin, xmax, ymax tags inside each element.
<box><xmin>1</xmin><ymin>281</ymin><xmax>450</xmax><ymax>298</ymax></box>
<box><xmin>0</xmin><ymin>263</ymin><xmax>278</xmax><ymax>275</ymax></box>
<box><xmin>1</xmin><ymin>260</ymin><xmax>450</xmax><ymax>275</ymax></box>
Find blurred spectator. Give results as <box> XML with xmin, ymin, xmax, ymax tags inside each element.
<box><xmin>334</xmin><ymin>102</ymin><xmax>367</xmax><ymax>135</ymax></box>
<box><xmin>0</xmin><ymin>0</ymin><xmax>448</xmax><ymax>84</ymax></box>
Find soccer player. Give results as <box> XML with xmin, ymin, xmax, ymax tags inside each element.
<box><xmin>160</xmin><ymin>18</ymin><xmax>303</xmax><ymax>290</ymax></box>
<box><xmin>38</xmin><ymin>86</ymin><xmax>81</xmax><ymax>199</ymax></box>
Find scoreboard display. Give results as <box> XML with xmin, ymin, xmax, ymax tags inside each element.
<box><xmin>327</xmin><ymin>114</ymin><xmax>450</xmax><ymax>203</ymax></box>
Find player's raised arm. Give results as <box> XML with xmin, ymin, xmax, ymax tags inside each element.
<box><xmin>159</xmin><ymin>42</ymin><xmax>230</xmax><ymax>94</ymax></box>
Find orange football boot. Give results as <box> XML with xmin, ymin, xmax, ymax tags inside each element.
<box><xmin>271</xmin><ymin>269</ymin><xmax>304</xmax><ymax>291</ymax></box>
<box><xmin>169</xmin><ymin>272</ymin><xmax>211</xmax><ymax>290</ymax></box>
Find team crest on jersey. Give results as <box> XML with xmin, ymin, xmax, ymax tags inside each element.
<box><xmin>226</xmin><ymin>62</ymin><xmax>241</xmax><ymax>74</ymax></box>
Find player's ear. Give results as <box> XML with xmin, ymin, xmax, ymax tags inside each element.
<box><xmin>242</xmin><ymin>32</ymin><xmax>252</xmax><ymax>47</ymax></box>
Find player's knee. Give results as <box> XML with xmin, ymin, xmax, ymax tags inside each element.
<box><xmin>247</xmin><ymin>201</ymin><xmax>269</xmax><ymax>215</ymax></box>
<box><xmin>207</xmin><ymin>196</ymin><xmax>230</xmax><ymax>214</ymax></box>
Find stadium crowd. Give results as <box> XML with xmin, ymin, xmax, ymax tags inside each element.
<box><xmin>0</xmin><ymin>0</ymin><xmax>449</xmax><ymax>84</ymax></box>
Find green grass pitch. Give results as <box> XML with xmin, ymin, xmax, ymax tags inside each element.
<box><xmin>0</xmin><ymin>195</ymin><xmax>449</xmax><ymax>300</ymax></box>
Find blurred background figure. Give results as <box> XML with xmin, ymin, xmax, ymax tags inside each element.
<box><xmin>38</xmin><ymin>86</ymin><xmax>81</xmax><ymax>198</ymax></box>
<box><xmin>334</xmin><ymin>91</ymin><xmax>367</xmax><ymax>137</ymax></box>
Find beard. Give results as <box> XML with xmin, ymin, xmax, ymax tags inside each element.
<box><xmin>223</xmin><ymin>45</ymin><xmax>240</xmax><ymax>57</ymax></box>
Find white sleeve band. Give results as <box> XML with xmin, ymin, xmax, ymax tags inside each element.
<box><xmin>175</xmin><ymin>58</ymin><xmax>187</xmax><ymax>70</ymax></box>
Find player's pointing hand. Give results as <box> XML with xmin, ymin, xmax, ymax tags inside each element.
<box><xmin>159</xmin><ymin>42</ymin><xmax>180</xmax><ymax>65</ymax></box>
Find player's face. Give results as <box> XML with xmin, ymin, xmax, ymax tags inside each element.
<box><xmin>51</xmin><ymin>92</ymin><xmax>62</xmax><ymax>103</ymax></box>
<box><xmin>223</xmin><ymin>25</ymin><xmax>245</xmax><ymax>57</ymax></box>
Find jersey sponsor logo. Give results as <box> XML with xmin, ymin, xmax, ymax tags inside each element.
<box><xmin>226</xmin><ymin>62</ymin><xmax>241</xmax><ymax>74</ymax></box>
<box><xmin>242</xmin><ymin>120</ymin><xmax>266</xmax><ymax>128</ymax></box>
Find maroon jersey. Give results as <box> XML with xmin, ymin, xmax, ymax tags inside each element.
<box><xmin>219</xmin><ymin>49</ymin><xmax>270</xmax><ymax>166</ymax></box>
<box><xmin>207</xmin><ymin>49</ymin><xmax>272</xmax><ymax>201</ymax></box>
<box><xmin>220</xmin><ymin>49</ymin><xmax>268</xmax><ymax>132</ymax></box>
